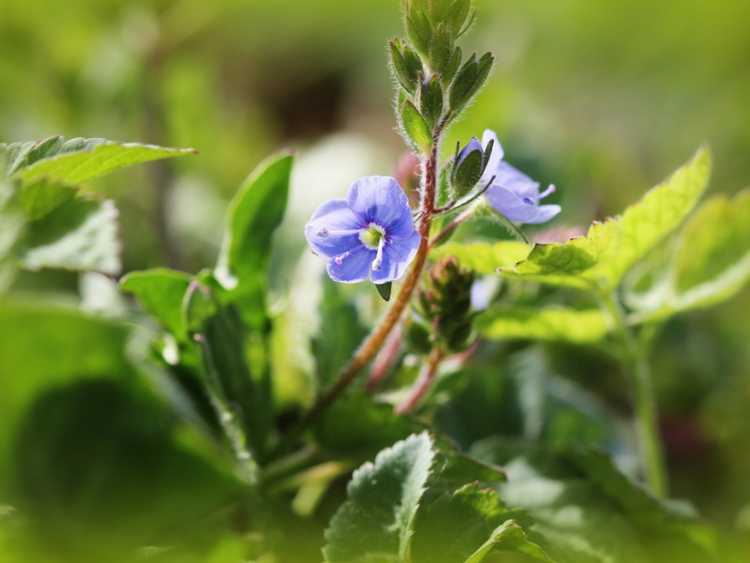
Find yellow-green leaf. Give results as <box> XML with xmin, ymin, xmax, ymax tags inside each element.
<box><xmin>432</xmin><ymin>241</ymin><xmax>531</xmax><ymax>274</ymax></box>
<box><xmin>628</xmin><ymin>190</ymin><xmax>750</xmax><ymax>323</ymax></box>
<box><xmin>506</xmin><ymin>148</ymin><xmax>712</xmax><ymax>293</ymax></box>
<box><xmin>12</xmin><ymin>138</ymin><xmax>195</xmax><ymax>187</ymax></box>
<box><xmin>478</xmin><ymin>306</ymin><xmax>611</xmax><ymax>344</ymax></box>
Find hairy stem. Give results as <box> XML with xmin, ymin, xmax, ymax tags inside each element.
<box><xmin>396</xmin><ymin>348</ymin><xmax>445</xmax><ymax>414</ymax></box>
<box><xmin>366</xmin><ymin>323</ymin><xmax>404</xmax><ymax>392</ymax></box>
<box><xmin>603</xmin><ymin>293</ymin><xmax>667</xmax><ymax>497</ymax></box>
<box><xmin>299</xmin><ymin>128</ymin><xmax>444</xmax><ymax>428</ymax></box>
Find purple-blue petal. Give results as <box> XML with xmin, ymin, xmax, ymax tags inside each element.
<box><xmin>493</xmin><ymin>161</ymin><xmax>540</xmax><ymax>200</ymax></box>
<box><xmin>327</xmin><ymin>245</ymin><xmax>376</xmax><ymax>283</ymax></box>
<box><xmin>526</xmin><ymin>204</ymin><xmax>562</xmax><ymax>224</ymax></box>
<box><xmin>480</xmin><ymin>129</ymin><xmax>504</xmax><ymax>186</ymax></box>
<box><xmin>305</xmin><ymin>199</ymin><xmax>364</xmax><ymax>258</ymax></box>
<box><xmin>456</xmin><ymin>137</ymin><xmax>483</xmax><ymax>168</ymax></box>
<box><xmin>347</xmin><ymin>176</ymin><xmax>414</xmax><ymax>232</ymax></box>
<box><xmin>486</xmin><ymin>184</ymin><xmax>554</xmax><ymax>224</ymax></box>
<box><xmin>369</xmin><ymin>231</ymin><xmax>421</xmax><ymax>284</ymax></box>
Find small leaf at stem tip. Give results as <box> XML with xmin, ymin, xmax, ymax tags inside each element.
<box><xmin>399</xmin><ymin>100</ymin><xmax>433</xmax><ymax>154</ymax></box>
<box><xmin>376</xmin><ymin>281</ymin><xmax>393</xmax><ymax>302</ymax></box>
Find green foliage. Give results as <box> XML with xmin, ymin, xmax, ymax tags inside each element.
<box><xmin>324</xmin><ymin>432</ymin><xmax>435</xmax><ymax>563</ymax></box>
<box><xmin>120</xmin><ymin>268</ymin><xmax>192</xmax><ymax>339</ymax></box>
<box><xmin>507</xmin><ymin>148</ymin><xmax>712</xmax><ymax>293</ymax></box>
<box><xmin>432</xmin><ymin>241</ymin><xmax>531</xmax><ymax>274</ymax></box>
<box><xmin>184</xmin><ymin>282</ymin><xmax>269</xmax><ymax>481</ymax></box>
<box><xmin>18</xmin><ymin>197</ymin><xmax>121</xmax><ymax>274</ymax></box>
<box><xmin>470</xmin><ymin>443</ymin><xmax>719</xmax><ymax>563</ymax></box>
<box><xmin>478</xmin><ymin>306</ymin><xmax>611</xmax><ymax>344</ymax></box>
<box><xmin>312</xmin><ymin>278</ymin><xmax>368</xmax><ymax>388</ymax></box>
<box><xmin>215</xmin><ymin>152</ymin><xmax>293</xmax><ymax>327</ymax></box>
<box><xmin>0</xmin><ymin>298</ymin><xmax>130</xmax><ymax>493</ymax></box>
<box><xmin>627</xmin><ymin>190</ymin><xmax>750</xmax><ymax>323</ymax></box>
<box><xmin>399</xmin><ymin>100</ymin><xmax>433</xmax><ymax>154</ymax></box>
<box><xmin>448</xmin><ymin>53</ymin><xmax>494</xmax><ymax>117</ymax></box>
<box><xmin>12</xmin><ymin>379</ymin><xmax>240</xmax><ymax>563</ymax></box>
<box><xmin>4</xmin><ymin>137</ymin><xmax>195</xmax><ymax>187</ymax></box>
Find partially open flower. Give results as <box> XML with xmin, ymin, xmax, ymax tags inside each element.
<box><xmin>480</xmin><ymin>129</ymin><xmax>561</xmax><ymax>225</ymax></box>
<box><xmin>305</xmin><ymin>176</ymin><xmax>421</xmax><ymax>284</ymax></box>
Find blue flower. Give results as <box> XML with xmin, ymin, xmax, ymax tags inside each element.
<box><xmin>305</xmin><ymin>176</ymin><xmax>421</xmax><ymax>284</ymax></box>
<box><xmin>479</xmin><ymin>130</ymin><xmax>561</xmax><ymax>225</ymax></box>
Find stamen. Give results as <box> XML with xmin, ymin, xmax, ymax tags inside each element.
<box><xmin>539</xmin><ymin>184</ymin><xmax>556</xmax><ymax>199</ymax></box>
<box><xmin>371</xmin><ymin>238</ymin><xmax>386</xmax><ymax>272</ymax></box>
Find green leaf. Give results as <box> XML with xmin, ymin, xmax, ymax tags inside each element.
<box><xmin>324</xmin><ymin>432</ymin><xmax>435</xmax><ymax>563</ymax></box>
<box><xmin>0</xmin><ymin>298</ymin><xmax>130</xmax><ymax>493</ymax></box>
<box><xmin>17</xmin><ymin>180</ymin><xmax>76</xmax><ymax>220</ymax></box>
<box><xmin>8</xmin><ymin>137</ymin><xmax>195</xmax><ymax>187</ymax></box>
<box><xmin>464</xmin><ymin>520</ymin><xmax>553</xmax><ymax>563</ymax></box>
<box><xmin>311</xmin><ymin>278</ymin><xmax>369</xmax><ymax>388</ymax></box>
<box><xmin>627</xmin><ymin>191</ymin><xmax>750</xmax><ymax>323</ymax></box>
<box><xmin>419</xmin><ymin>75</ymin><xmax>444</xmax><ymax>128</ymax></box>
<box><xmin>478</xmin><ymin>306</ymin><xmax>611</xmax><ymax>344</ymax></box>
<box><xmin>433</xmin><ymin>241</ymin><xmax>532</xmax><ymax>274</ymax></box>
<box><xmin>448</xmin><ymin>53</ymin><xmax>494</xmax><ymax>117</ymax></box>
<box><xmin>470</xmin><ymin>444</ymin><xmax>718</xmax><ymax>563</ymax></box>
<box><xmin>120</xmin><ymin>268</ymin><xmax>192</xmax><ymax>339</ymax></box>
<box><xmin>12</xmin><ymin>379</ymin><xmax>241</xmax><ymax>561</ymax></box>
<box><xmin>507</xmin><ymin>148</ymin><xmax>712</xmax><ymax>293</ymax></box>
<box><xmin>215</xmin><ymin>152</ymin><xmax>293</xmax><ymax>326</ymax></box>
<box><xmin>17</xmin><ymin>197</ymin><xmax>121</xmax><ymax>275</ymax></box>
<box><xmin>400</xmin><ymin>100</ymin><xmax>433</xmax><ymax>154</ymax></box>
<box><xmin>184</xmin><ymin>283</ymin><xmax>269</xmax><ymax>479</ymax></box>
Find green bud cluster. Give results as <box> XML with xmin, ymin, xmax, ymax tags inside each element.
<box><xmin>391</xmin><ymin>0</ymin><xmax>494</xmax><ymax>154</ymax></box>
<box><xmin>408</xmin><ymin>256</ymin><xmax>476</xmax><ymax>353</ymax></box>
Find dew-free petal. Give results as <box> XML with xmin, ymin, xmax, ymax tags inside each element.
<box><xmin>327</xmin><ymin>245</ymin><xmax>376</xmax><ymax>283</ymax></box>
<box><xmin>347</xmin><ymin>176</ymin><xmax>413</xmax><ymax>231</ymax></box>
<box><xmin>305</xmin><ymin>199</ymin><xmax>364</xmax><ymax>258</ymax></box>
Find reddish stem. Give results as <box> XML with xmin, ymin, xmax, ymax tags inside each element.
<box><xmin>395</xmin><ymin>348</ymin><xmax>445</xmax><ymax>415</ymax></box>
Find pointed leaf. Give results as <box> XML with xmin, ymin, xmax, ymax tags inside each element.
<box><xmin>8</xmin><ymin>137</ymin><xmax>195</xmax><ymax>187</ymax></box>
<box><xmin>215</xmin><ymin>153</ymin><xmax>293</xmax><ymax>325</ymax></box>
<box><xmin>120</xmin><ymin>268</ymin><xmax>192</xmax><ymax>339</ymax></box>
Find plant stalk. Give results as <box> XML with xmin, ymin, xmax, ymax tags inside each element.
<box><xmin>603</xmin><ymin>293</ymin><xmax>668</xmax><ymax>497</ymax></box>
<box><xmin>299</xmin><ymin>126</ymin><xmax>445</xmax><ymax>428</ymax></box>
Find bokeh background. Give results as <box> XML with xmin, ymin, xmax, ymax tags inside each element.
<box><xmin>2</xmin><ymin>0</ymin><xmax>750</xmax><ymax>559</ymax></box>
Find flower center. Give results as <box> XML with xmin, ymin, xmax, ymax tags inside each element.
<box><xmin>359</xmin><ymin>223</ymin><xmax>386</xmax><ymax>249</ymax></box>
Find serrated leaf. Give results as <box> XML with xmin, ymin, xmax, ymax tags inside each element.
<box><xmin>18</xmin><ymin>197</ymin><xmax>121</xmax><ymax>275</ymax></box>
<box><xmin>215</xmin><ymin>153</ymin><xmax>293</xmax><ymax>327</ymax></box>
<box><xmin>120</xmin><ymin>268</ymin><xmax>192</xmax><ymax>339</ymax></box>
<box><xmin>627</xmin><ymin>191</ymin><xmax>750</xmax><ymax>323</ymax></box>
<box><xmin>324</xmin><ymin>432</ymin><xmax>435</xmax><ymax>563</ymax></box>
<box><xmin>433</xmin><ymin>241</ymin><xmax>532</xmax><ymax>274</ymax></box>
<box><xmin>478</xmin><ymin>306</ymin><xmax>611</xmax><ymax>344</ymax></box>
<box><xmin>7</xmin><ymin>137</ymin><xmax>195</xmax><ymax>187</ymax></box>
<box><xmin>400</xmin><ymin>100</ymin><xmax>433</xmax><ymax>154</ymax></box>
<box><xmin>506</xmin><ymin>148</ymin><xmax>712</xmax><ymax>293</ymax></box>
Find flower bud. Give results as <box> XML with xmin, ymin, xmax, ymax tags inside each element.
<box><xmin>451</xmin><ymin>137</ymin><xmax>484</xmax><ymax>197</ymax></box>
<box><xmin>419</xmin><ymin>75</ymin><xmax>444</xmax><ymax>128</ymax></box>
<box><xmin>449</xmin><ymin>52</ymin><xmax>494</xmax><ymax>116</ymax></box>
<box><xmin>416</xmin><ymin>256</ymin><xmax>476</xmax><ymax>352</ymax></box>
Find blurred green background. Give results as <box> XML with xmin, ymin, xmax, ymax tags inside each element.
<box><xmin>2</xmin><ymin>0</ymin><xmax>749</xmax><ymax>560</ymax></box>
